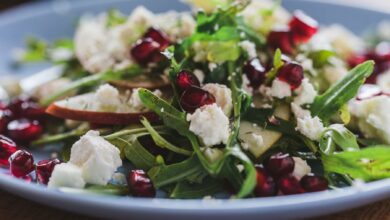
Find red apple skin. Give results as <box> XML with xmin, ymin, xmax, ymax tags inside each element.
<box><xmin>46</xmin><ymin>104</ymin><xmax>160</xmax><ymax>125</ymax></box>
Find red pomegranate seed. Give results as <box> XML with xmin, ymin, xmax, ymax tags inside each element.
<box><xmin>254</xmin><ymin>166</ymin><xmax>278</xmax><ymax>197</ymax></box>
<box><xmin>265</xmin><ymin>153</ymin><xmax>295</xmax><ymax>178</ymax></box>
<box><xmin>176</xmin><ymin>70</ymin><xmax>201</xmax><ymax>92</ymax></box>
<box><xmin>278</xmin><ymin>175</ymin><xmax>305</xmax><ymax>195</ymax></box>
<box><xmin>36</xmin><ymin>158</ymin><xmax>61</xmax><ymax>184</ymax></box>
<box><xmin>128</xmin><ymin>170</ymin><xmax>156</xmax><ymax>197</ymax></box>
<box><xmin>8</xmin><ymin>150</ymin><xmax>35</xmax><ymax>178</ymax></box>
<box><xmin>267</xmin><ymin>29</ymin><xmax>294</xmax><ymax>54</ymax></box>
<box><xmin>20</xmin><ymin>101</ymin><xmax>46</xmax><ymax>120</ymax></box>
<box><xmin>289</xmin><ymin>10</ymin><xmax>318</xmax><ymax>44</ymax></box>
<box><xmin>131</xmin><ymin>38</ymin><xmax>162</xmax><ymax>65</ymax></box>
<box><xmin>243</xmin><ymin>58</ymin><xmax>267</xmax><ymax>89</ymax></box>
<box><xmin>143</xmin><ymin>27</ymin><xmax>171</xmax><ymax>50</ymax></box>
<box><xmin>7</xmin><ymin>96</ymin><xmax>33</xmax><ymax>117</ymax></box>
<box><xmin>180</xmin><ymin>87</ymin><xmax>216</xmax><ymax>113</ymax></box>
<box><xmin>0</xmin><ymin>135</ymin><xmax>17</xmax><ymax>167</ymax></box>
<box><xmin>300</xmin><ymin>175</ymin><xmax>328</xmax><ymax>192</ymax></box>
<box><xmin>7</xmin><ymin>119</ymin><xmax>43</xmax><ymax>143</ymax></box>
<box><xmin>277</xmin><ymin>62</ymin><xmax>304</xmax><ymax>90</ymax></box>
<box><xmin>0</xmin><ymin>110</ymin><xmax>13</xmax><ymax>134</ymax></box>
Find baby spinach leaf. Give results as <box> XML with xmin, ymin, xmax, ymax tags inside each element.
<box><xmin>310</xmin><ymin>61</ymin><xmax>374</xmax><ymax>121</ymax></box>
<box><xmin>322</xmin><ymin>146</ymin><xmax>390</xmax><ymax>181</ymax></box>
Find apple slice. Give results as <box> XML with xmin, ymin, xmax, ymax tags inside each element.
<box><xmin>239</xmin><ymin>104</ymin><xmax>291</xmax><ymax>158</ymax></box>
<box><xmin>46</xmin><ymin>94</ymin><xmax>159</xmax><ymax>125</ymax></box>
<box><xmin>110</xmin><ymin>75</ymin><xmax>170</xmax><ymax>90</ymax></box>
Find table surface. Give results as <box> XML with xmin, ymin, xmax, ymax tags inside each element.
<box><xmin>0</xmin><ymin>0</ymin><xmax>389</xmax><ymax>219</ymax></box>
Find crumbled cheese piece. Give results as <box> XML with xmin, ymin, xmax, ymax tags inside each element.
<box><xmin>193</xmin><ymin>69</ymin><xmax>205</xmax><ymax>84</ymax></box>
<box><xmin>192</xmin><ymin>41</ymin><xmax>208</xmax><ymax>62</ymax></box>
<box><xmin>292</xmin><ymin>157</ymin><xmax>311</xmax><ymax>180</ymax></box>
<box><xmin>69</xmin><ymin>130</ymin><xmax>122</xmax><ymax>185</ymax></box>
<box><xmin>238</xmin><ymin>40</ymin><xmax>257</xmax><ymax>59</ymax></box>
<box><xmin>187</xmin><ymin>104</ymin><xmax>230</xmax><ymax>146</ymax></box>
<box><xmin>293</xmin><ymin>78</ymin><xmax>317</xmax><ymax>105</ymax></box>
<box><xmin>208</xmin><ymin>63</ymin><xmax>218</xmax><ymax>72</ymax></box>
<box><xmin>203</xmin><ymin>148</ymin><xmax>223</xmax><ymax>163</ymax></box>
<box><xmin>202</xmin><ymin>83</ymin><xmax>233</xmax><ymax>116</ymax></box>
<box><xmin>377</xmin><ymin>70</ymin><xmax>390</xmax><ymax>93</ymax></box>
<box><xmin>296</xmin><ymin>115</ymin><xmax>325</xmax><ymax>141</ymax></box>
<box><xmin>50</xmin><ymin>48</ymin><xmax>73</xmax><ymax>62</ymax></box>
<box><xmin>349</xmin><ymin>95</ymin><xmax>390</xmax><ymax>144</ymax></box>
<box><xmin>323</xmin><ymin>57</ymin><xmax>349</xmax><ymax>85</ymax></box>
<box><xmin>377</xmin><ymin>21</ymin><xmax>390</xmax><ymax>41</ymax></box>
<box><xmin>270</xmin><ymin>78</ymin><xmax>292</xmax><ymax>99</ymax></box>
<box><xmin>34</xmin><ymin>78</ymin><xmax>71</xmax><ymax>101</ymax></box>
<box><xmin>241</xmin><ymin>75</ymin><xmax>253</xmax><ymax>95</ymax></box>
<box><xmin>48</xmin><ymin>163</ymin><xmax>86</xmax><ymax>189</ymax></box>
<box><xmin>95</xmin><ymin>84</ymin><xmax>121</xmax><ymax>110</ymax></box>
<box><xmin>291</xmin><ymin>103</ymin><xmax>311</xmax><ymax>119</ymax></box>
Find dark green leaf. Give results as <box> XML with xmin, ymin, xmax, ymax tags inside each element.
<box><xmin>121</xmin><ymin>136</ymin><xmax>156</xmax><ymax>171</ymax></box>
<box><xmin>320</xmin><ymin>124</ymin><xmax>359</xmax><ymax>155</ymax></box>
<box><xmin>170</xmin><ymin>177</ymin><xmax>223</xmax><ymax>199</ymax></box>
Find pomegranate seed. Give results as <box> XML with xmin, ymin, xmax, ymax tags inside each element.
<box><xmin>277</xmin><ymin>62</ymin><xmax>304</xmax><ymax>90</ymax></box>
<box><xmin>180</xmin><ymin>87</ymin><xmax>216</xmax><ymax>113</ymax></box>
<box><xmin>7</xmin><ymin>119</ymin><xmax>43</xmax><ymax>143</ymax></box>
<box><xmin>243</xmin><ymin>58</ymin><xmax>267</xmax><ymax>89</ymax></box>
<box><xmin>36</xmin><ymin>158</ymin><xmax>61</xmax><ymax>184</ymax></box>
<box><xmin>278</xmin><ymin>175</ymin><xmax>305</xmax><ymax>195</ymax></box>
<box><xmin>289</xmin><ymin>10</ymin><xmax>318</xmax><ymax>44</ymax></box>
<box><xmin>143</xmin><ymin>27</ymin><xmax>171</xmax><ymax>50</ymax></box>
<box><xmin>131</xmin><ymin>38</ymin><xmax>162</xmax><ymax>65</ymax></box>
<box><xmin>20</xmin><ymin>101</ymin><xmax>46</xmax><ymax>120</ymax></box>
<box><xmin>265</xmin><ymin>153</ymin><xmax>295</xmax><ymax>178</ymax></box>
<box><xmin>0</xmin><ymin>110</ymin><xmax>13</xmax><ymax>134</ymax></box>
<box><xmin>176</xmin><ymin>70</ymin><xmax>201</xmax><ymax>92</ymax></box>
<box><xmin>254</xmin><ymin>166</ymin><xmax>278</xmax><ymax>197</ymax></box>
<box><xmin>128</xmin><ymin>170</ymin><xmax>156</xmax><ymax>197</ymax></box>
<box><xmin>300</xmin><ymin>175</ymin><xmax>328</xmax><ymax>192</ymax></box>
<box><xmin>0</xmin><ymin>135</ymin><xmax>17</xmax><ymax>167</ymax></box>
<box><xmin>267</xmin><ymin>29</ymin><xmax>294</xmax><ymax>54</ymax></box>
<box><xmin>8</xmin><ymin>150</ymin><xmax>35</xmax><ymax>178</ymax></box>
<box><xmin>7</xmin><ymin>96</ymin><xmax>33</xmax><ymax>117</ymax></box>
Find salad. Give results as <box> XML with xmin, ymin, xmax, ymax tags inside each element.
<box><xmin>1</xmin><ymin>0</ymin><xmax>390</xmax><ymax>199</ymax></box>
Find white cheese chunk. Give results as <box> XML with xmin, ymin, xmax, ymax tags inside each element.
<box><xmin>70</xmin><ymin>130</ymin><xmax>122</xmax><ymax>185</ymax></box>
<box><xmin>187</xmin><ymin>104</ymin><xmax>230</xmax><ymax>146</ymax></box>
<box><xmin>293</xmin><ymin>78</ymin><xmax>317</xmax><ymax>105</ymax></box>
<box><xmin>238</xmin><ymin>40</ymin><xmax>257</xmax><ymax>59</ymax></box>
<box><xmin>48</xmin><ymin>163</ymin><xmax>86</xmax><ymax>189</ymax></box>
<box><xmin>377</xmin><ymin>70</ymin><xmax>390</xmax><ymax>93</ymax></box>
<box><xmin>202</xmin><ymin>83</ymin><xmax>233</xmax><ymax>116</ymax></box>
<box><xmin>270</xmin><ymin>78</ymin><xmax>292</xmax><ymax>99</ymax></box>
<box><xmin>296</xmin><ymin>115</ymin><xmax>325</xmax><ymax>141</ymax></box>
<box><xmin>349</xmin><ymin>95</ymin><xmax>390</xmax><ymax>144</ymax></box>
<box><xmin>94</xmin><ymin>84</ymin><xmax>121</xmax><ymax>110</ymax></box>
<box><xmin>292</xmin><ymin>157</ymin><xmax>311</xmax><ymax>180</ymax></box>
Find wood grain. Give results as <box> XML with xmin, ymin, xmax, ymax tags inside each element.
<box><xmin>0</xmin><ymin>188</ymin><xmax>388</xmax><ymax>220</ymax></box>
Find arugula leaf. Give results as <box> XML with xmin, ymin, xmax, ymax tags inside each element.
<box><xmin>309</xmin><ymin>50</ymin><xmax>335</xmax><ymax>68</ymax></box>
<box><xmin>20</xmin><ymin>37</ymin><xmax>48</xmax><ymax>62</ymax></box>
<box><xmin>106</xmin><ymin>9</ymin><xmax>126</xmax><ymax>27</ymax></box>
<box><xmin>148</xmin><ymin>155</ymin><xmax>206</xmax><ymax>188</ymax></box>
<box><xmin>170</xmin><ymin>177</ymin><xmax>223</xmax><ymax>199</ymax></box>
<box><xmin>120</xmin><ymin>136</ymin><xmax>156</xmax><ymax>171</ymax></box>
<box><xmin>265</xmin><ymin>49</ymin><xmax>284</xmax><ymax>84</ymax></box>
<box><xmin>310</xmin><ymin>61</ymin><xmax>374</xmax><ymax>121</ymax></box>
<box><xmin>322</xmin><ymin>146</ymin><xmax>390</xmax><ymax>181</ymax></box>
<box><xmin>140</xmin><ymin>117</ymin><xmax>192</xmax><ymax>156</ymax></box>
<box><xmin>319</xmin><ymin>124</ymin><xmax>359</xmax><ymax>155</ymax></box>
<box><xmin>59</xmin><ymin>184</ymin><xmax>129</xmax><ymax>196</ymax></box>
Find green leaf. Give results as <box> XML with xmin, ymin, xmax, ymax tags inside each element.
<box><xmin>309</xmin><ymin>50</ymin><xmax>335</xmax><ymax>68</ymax></box>
<box><xmin>207</xmin><ymin>41</ymin><xmax>241</xmax><ymax>63</ymax></box>
<box><xmin>106</xmin><ymin>9</ymin><xmax>126</xmax><ymax>27</ymax></box>
<box><xmin>20</xmin><ymin>37</ymin><xmax>48</xmax><ymax>62</ymax></box>
<box><xmin>319</xmin><ymin>124</ymin><xmax>359</xmax><ymax>155</ymax></box>
<box><xmin>322</xmin><ymin>146</ymin><xmax>390</xmax><ymax>181</ymax></box>
<box><xmin>140</xmin><ymin>117</ymin><xmax>192</xmax><ymax>156</ymax></box>
<box><xmin>148</xmin><ymin>155</ymin><xmax>206</xmax><ymax>188</ymax></box>
<box><xmin>121</xmin><ymin>136</ymin><xmax>156</xmax><ymax>171</ymax></box>
<box><xmin>59</xmin><ymin>184</ymin><xmax>129</xmax><ymax>196</ymax></box>
<box><xmin>170</xmin><ymin>177</ymin><xmax>223</xmax><ymax>199</ymax></box>
<box><xmin>265</xmin><ymin>49</ymin><xmax>284</xmax><ymax>84</ymax></box>
<box><xmin>310</xmin><ymin>61</ymin><xmax>375</xmax><ymax>121</ymax></box>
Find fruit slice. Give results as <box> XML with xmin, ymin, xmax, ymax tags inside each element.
<box><xmin>110</xmin><ymin>75</ymin><xmax>170</xmax><ymax>90</ymax></box>
<box><xmin>239</xmin><ymin>104</ymin><xmax>290</xmax><ymax>158</ymax></box>
<box><xmin>46</xmin><ymin>94</ymin><xmax>159</xmax><ymax>125</ymax></box>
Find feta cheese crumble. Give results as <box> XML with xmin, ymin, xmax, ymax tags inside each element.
<box><xmin>270</xmin><ymin>78</ymin><xmax>292</xmax><ymax>99</ymax></box>
<box><xmin>95</xmin><ymin>84</ymin><xmax>121</xmax><ymax>110</ymax></box>
<box><xmin>187</xmin><ymin>104</ymin><xmax>230</xmax><ymax>146</ymax></box>
<box><xmin>238</xmin><ymin>40</ymin><xmax>257</xmax><ymax>59</ymax></box>
<box><xmin>48</xmin><ymin>163</ymin><xmax>86</xmax><ymax>189</ymax></box>
<box><xmin>48</xmin><ymin>130</ymin><xmax>122</xmax><ymax>188</ymax></box>
<box><xmin>69</xmin><ymin>130</ymin><xmax>122</xmax><ymax>185</ymax></box>
<box><xmin>292</xmin><ymin>157</ymin><xmax>311</xmax><ymax>180</ymax></box>
<box><xmin>293</xmin><ymin>78</ymin><xmax>317</xmax><ymax>105</ymax></box>
<box><xmin>202</xmin><ymin>83</ymin><xmax>233</xmax><ymax>116</ymax></box>
<box><xmin>296</xmin><ymin>115</ymin><xmax>325</xmax><ymax>141</ymax></box>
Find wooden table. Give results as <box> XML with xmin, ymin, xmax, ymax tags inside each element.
<box><xmin>0</xmin><ymin>188</ymin><xmax>389</xmax><ymax>220</ymax></box>
<box><xmin>0</xmin><ymin>0</ymin><xmax>389</xmax><ymax>219</ymax></box>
